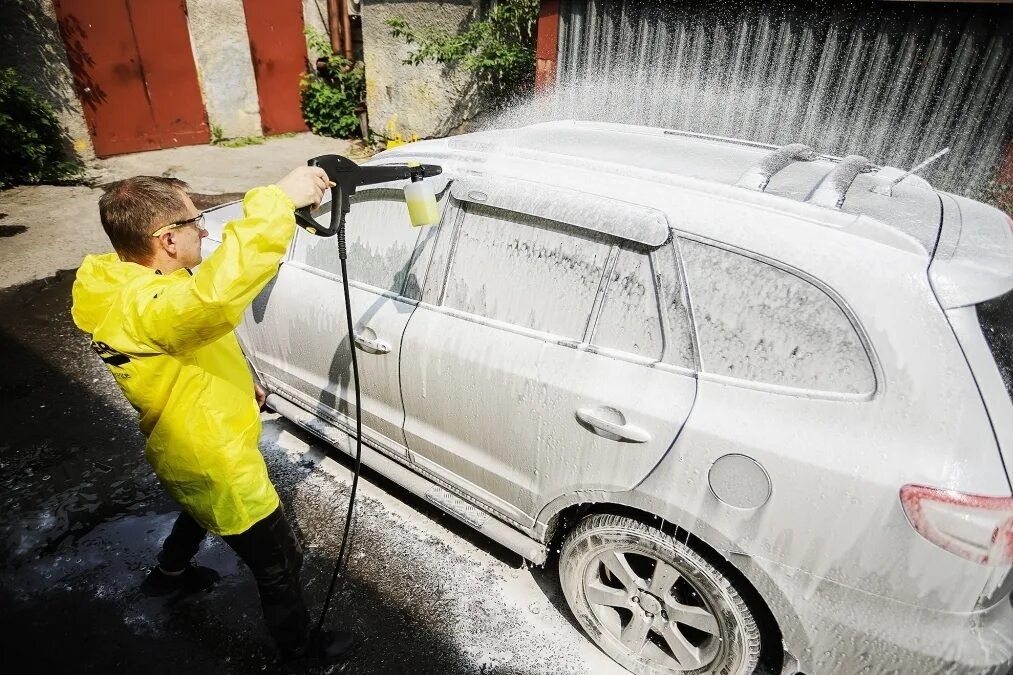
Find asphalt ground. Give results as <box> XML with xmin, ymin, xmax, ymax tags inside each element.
<box><xmin>0</xmin><ymin>134</ymin><xmax>624</xmax><ymax>675</ymax></box>
<box><xmin>0</xmin><ymin>266</ymin><xmax>629</xmax><ymax>675</ymax></box>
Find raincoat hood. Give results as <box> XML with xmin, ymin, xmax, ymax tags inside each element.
<box><xmin>72</xmin><ymin>253</ymin><xmax>153</xmax><ymax>334</ymax></box>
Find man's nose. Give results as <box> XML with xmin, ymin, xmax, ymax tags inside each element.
<box><xmin>199</xmin><ymin>228</ymin><xmax>208</xmax><ymax>239</ymax></box>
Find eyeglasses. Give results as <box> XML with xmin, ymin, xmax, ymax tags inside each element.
<box><xmin>151</xmin><ymin>212</ymin><xmax>205</xmax><ymax>237</ymax></box>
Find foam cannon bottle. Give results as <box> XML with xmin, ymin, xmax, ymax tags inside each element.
<box><xmin>403</xmin><ymin>170</ymin><xmax>441</xmax><ymax>227</ymax></box>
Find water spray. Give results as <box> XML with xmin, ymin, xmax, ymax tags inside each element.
<box><xmin>292</xmin><ymin>154</ymin><xmax>442</xmax><ymax>635</ymax></box>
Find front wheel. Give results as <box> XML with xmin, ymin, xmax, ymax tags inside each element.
<box><xmin>559</xmin><ymin>514</ymin><xmax>762</xmax><ymax>675</ymax></box>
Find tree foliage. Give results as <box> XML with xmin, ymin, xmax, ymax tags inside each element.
<box><xmin>386</xmin><ymin>0</ymin><xmax>538</xmax><ymax>101</ymax></box>
<box><xmin>0</xmin><ymin>68</ymin><xmax>81</xmax><ymax>189</ymax></box>
<box><xmin>300</xmin><ymin>29</ymin><xmax>366</xmax><ymax>138</ymax></box>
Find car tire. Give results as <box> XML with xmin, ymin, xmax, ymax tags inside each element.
<box><xmin>559</xmin><ymin>514</ymin><xmax>761</xmax><ymax>675</ymax></box>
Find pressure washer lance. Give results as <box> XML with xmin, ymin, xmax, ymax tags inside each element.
<box><xmin>292</xmin><ymin>154</ymin><xmax>442</xmax><ymax>638</ymax></box>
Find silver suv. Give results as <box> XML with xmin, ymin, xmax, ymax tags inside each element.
<box><xmin>202</xmin><ymin>121</ymin><xmax>1013</xmax><ymax>675</ymax></box>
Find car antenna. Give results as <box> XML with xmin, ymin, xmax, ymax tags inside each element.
<box><xmin>871</xmin><ymin>147</ymin><xmax>950</xmax><ymax>196</ymax></box>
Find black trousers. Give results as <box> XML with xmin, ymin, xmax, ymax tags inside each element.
<box><xmin>157</xmin><ymin>506</ymin><xmax>311</xmax><ymax>655</ymax></box>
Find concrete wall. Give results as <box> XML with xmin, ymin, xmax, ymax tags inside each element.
<box><xmin>186</xmin><ymin>0</ymin><xmax>262</xmax><ymax>140</ymax></box>
<box><xmin>362</xmin><ymin>0</ymin><xmax>486</xmax><ymax>140</ymax></box>
<box><xmin>303</xmin><ymin>0</ymin><xmax>331</xmax><ymax>66</ymax></box>
<box><xmin>303</xmin><ymin>0</ymin><xmax>329</xmax><ymax>44</ymax></box>
<box><xmin>0</xmin><ymin>0</ymin><xmax>94</xmax><ymax>161</ymax></box>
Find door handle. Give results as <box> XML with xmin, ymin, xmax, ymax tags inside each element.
<box><xmin>353</xmin><ymin>333</ymin><xmax>391</xmax><ymax>354</ymax></box>
<box><xmin>576</xmin><ymin>407</ymin><xmax>651</xmax><ymax>443</ymax></box>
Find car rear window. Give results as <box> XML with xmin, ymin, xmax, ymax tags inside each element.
<box><xmin>680</xmin><ymin>238</ymin><xmax>875</xmax><ymax>394</ymax></box>
<box><xmin>977</xmin><ymin>288</ymin><xmax>1013</xmax><ymax>404</ymax></box>
<box><xmin>593</xmin><ymin>248</ymin><xmax>664</xmax><ymax>360</ymax></box>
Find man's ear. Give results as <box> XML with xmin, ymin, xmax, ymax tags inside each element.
<box><xmin>154</xmin><ymin>231</ymin><xmax>178</xmax><ymax>258</ymax></box>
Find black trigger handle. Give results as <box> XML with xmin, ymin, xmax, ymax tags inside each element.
<box><xmin>294</xmin><ymin>155</ymin><xmax>358</xmax><ymax>238</ymax></box>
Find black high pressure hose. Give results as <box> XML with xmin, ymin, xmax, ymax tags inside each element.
<box><xmin>292</xmin><ymin>155</ymin><xmax>442</xmax><ymax>635</ymax></box>
<box><xmin>315</xmin><ymin>219</ymin><xmax>363</xmax><ymax>633</ymax></box>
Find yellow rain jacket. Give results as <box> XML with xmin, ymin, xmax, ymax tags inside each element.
<box><xmin>71</xmin><ymin>186</ymin><xmax>296</xmax><ymax>536</ymax></box>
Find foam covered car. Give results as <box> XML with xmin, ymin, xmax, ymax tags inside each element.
<box><xmin>202</xmin><ymin>121</ymin><xmax>1013</xmax><ymax>675</ymax></box>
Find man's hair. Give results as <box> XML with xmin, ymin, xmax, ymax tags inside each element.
<box><xmin>99</xmin><ymin>176</ymin><xmax>192</xmax><ymax>263</ymax></box>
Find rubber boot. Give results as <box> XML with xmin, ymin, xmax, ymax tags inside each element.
<box><xmin>140</xmin><ymin>564</ymin><xmax>221</xmax><ymax>597</ymax></box>
<box><xmin>294</xmin><ymin>629</ymin><xmax>360</xmax><ymax>663</ymax></box>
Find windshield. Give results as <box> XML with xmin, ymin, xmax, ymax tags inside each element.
<box><xmin>977</xmin><ymin>288</ymin><xmax>1013</xmax><ymax>404</ymax></box>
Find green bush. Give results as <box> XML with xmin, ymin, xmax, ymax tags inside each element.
<box><xmin>386</xmin><ymin>0</ymin><xmax>538</xmax><ymax>102</ymax></box>
<box><xmin>0</xmin><ymin>67</ymin><xmax>81</xmax><ymax>189</ymax></box>
<box><xmin>300</xmin><ymin>29</ymin><xmax>365</xmax><ymax>138</ymax></box>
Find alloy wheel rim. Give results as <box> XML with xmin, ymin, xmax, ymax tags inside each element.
<box><xmin>583</xmin><ymin>549</ymin><xmax>724</xmax><ymax>671</ymax></box>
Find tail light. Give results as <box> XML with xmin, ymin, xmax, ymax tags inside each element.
<box><xmin>900</xmin><ymin>484</ymin><xmax>1013</xmax><ymax>566</ymax></box>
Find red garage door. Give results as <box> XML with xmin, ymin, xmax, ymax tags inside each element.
<box><xmin>53</xmin><ymin>0</ymin><xmax>209</xmax><ymax>157</ymax></box>
<box><xmin>243</xmin><ymin>0</ymin><xmax>309</xmax><ymax>135</ymax></box>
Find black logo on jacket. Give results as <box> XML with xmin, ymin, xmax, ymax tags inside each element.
<box><xmin>91</xmin><ymin>341</ymin><xmax>130</xmax><ymax>367</ymax></box>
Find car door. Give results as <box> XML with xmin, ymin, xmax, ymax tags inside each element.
<box><xmin>399</xmin><ymin>178</ymin><xmax>699</xmax><ymax>527</ymax></box>
<box><xmin>240</xmin><ymin>183</ymin><xmax>445</xmax><ymax>460</ymax></box>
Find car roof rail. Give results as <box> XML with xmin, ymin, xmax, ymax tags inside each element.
<box><xmin>736</xmin><ymin>143</ymin><xmax>819</xmax><ymax>192</ymax></box>
<box><xmin>806</xmin><ymin>155</ymin><xmax>874</xmax><ymax>209</ymax></box>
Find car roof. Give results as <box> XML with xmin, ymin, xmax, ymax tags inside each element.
<box><xmin>376</xmin><ymin>120</ymin><xmax>943</xmax><ymax>256</ymax></box>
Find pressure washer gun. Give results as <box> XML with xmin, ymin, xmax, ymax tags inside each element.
<box><xmin>294</xmin><ymin>154</ymin><xmax>443</xmax><ymax>260</ymax></box>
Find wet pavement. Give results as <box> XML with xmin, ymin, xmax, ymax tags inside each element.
<box><xmin>0</xmin><ymin>267</ymin><xmax>625</xmax><ymax>674</ymax></box>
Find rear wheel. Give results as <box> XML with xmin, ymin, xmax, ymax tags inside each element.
<box><xmin>559</xmin><ymin>514</ymin><xmax>761</xmax><ymax>675</ymax></box>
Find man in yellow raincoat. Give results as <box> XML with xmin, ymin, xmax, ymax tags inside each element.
<box><xmin>71</xmin><ymin>166</ymin><xmax>356</xmax><ymax>662</ymax></box>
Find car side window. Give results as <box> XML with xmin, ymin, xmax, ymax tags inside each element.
<box><xmin>442</xmin><ymin>203</ymin><xmax>611</xmax><ymax>339</ymax></box>
<box><xmin>680</xmin><ymin>238</ymin><xmax>875</xmax><ymax>394</ymax></box>
<box><xmin>593</xmin><ymin>248</ymin><xmax>663</xmax><ymax>360</ymax></box>
<box><xmin>294</xmin><ymin>189</ymin><xmax>422</xmax><ymax>295</ymax></box>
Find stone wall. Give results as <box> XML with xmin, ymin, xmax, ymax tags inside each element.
<box><xmin>362</xmin><ymin>0</ymin><xmax>486</xmax><ymax>140</ymax></box>
<box><xmin>0</xmin><ymin>0</ymin><xmax>94</xmax><ymax>160</ymax></box>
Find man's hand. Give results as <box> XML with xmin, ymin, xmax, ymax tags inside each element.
<box><xmin>255</xmin><ymin>383</ymin><xmax>266</xmax><ymax>410</ymax></box>
<box><xmin>276</xmin><ymin>166</ymin><xmax>329</xmax><ymax>210</ymax></box>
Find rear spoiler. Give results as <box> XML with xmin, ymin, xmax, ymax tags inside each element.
<box><xmin>929</xmin><ymin>192</ymin><xmax>1013</xmax><ymax>309</ymax></box>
